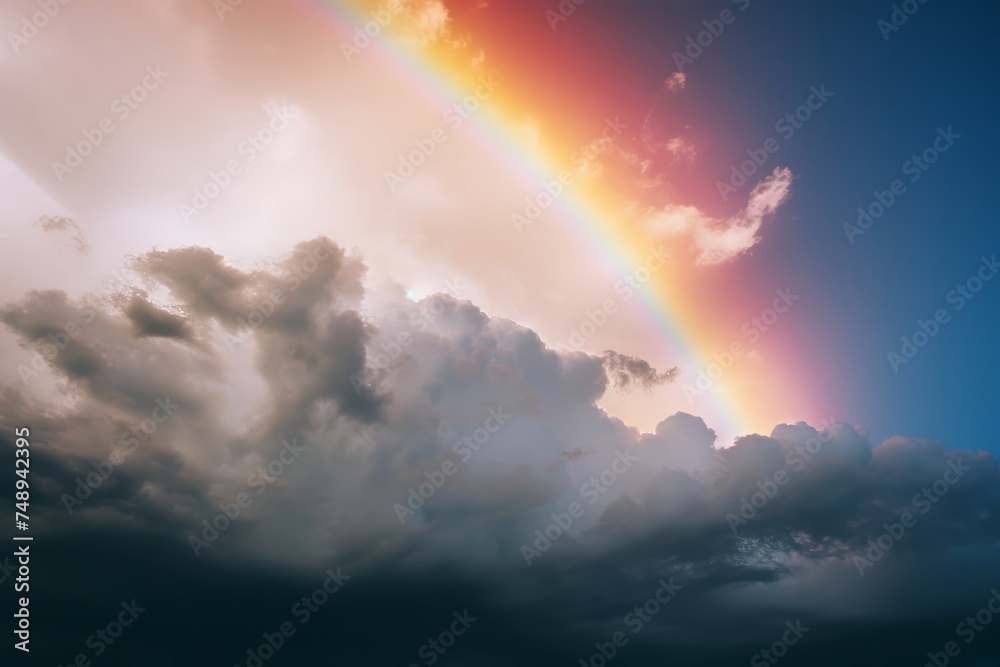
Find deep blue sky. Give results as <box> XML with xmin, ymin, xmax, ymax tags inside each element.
<box><xmin>615</xmin><ymin>0</ymin><xmax>1000</xmax><ymax>450</ymax></box>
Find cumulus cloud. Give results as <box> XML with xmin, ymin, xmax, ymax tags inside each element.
<box><xmin>1</xmin><ymin>236</ymin><xmax>998</xmax><ymax>665</ymax></box>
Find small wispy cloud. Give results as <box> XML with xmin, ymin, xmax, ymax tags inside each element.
<box><xmin>34</xmin><ymin>215</ymin><xmax>91</xmax><ymax>254</ymax></box>
<box><xmin>602</xmin><ymin>350</ymin><xmax>679</xmax><ymax>391</ymax></box>
<box><xmin>665</xmin><ymin>72</ymin><xmax>686</xmax><ymax>92</ymax></box>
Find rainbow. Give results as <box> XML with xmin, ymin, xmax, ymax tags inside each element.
<box><xmin>302</xmin><ymin>0</ymin><xmax>758</xmax><ymax>441</ymax></box>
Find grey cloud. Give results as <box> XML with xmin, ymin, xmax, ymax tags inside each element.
<box><xmin>1</xmin><ymin>237</ymin><xmax>998</xmax><ymax>666</ymax></box>
<box><xmin>602</xmin><ymin>349</ymin><xmax>679</xmax><ymax>391</ymax></box>
<box><xmin>124</xmin><ymin>296</ymin><xmax>191</xmax><ymax>340</ymax></box>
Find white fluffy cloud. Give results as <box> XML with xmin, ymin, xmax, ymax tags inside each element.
<box><xmin>645</xmin><ymin>166</ymin><xmax>794</xmax><ymax>264</ymax></box>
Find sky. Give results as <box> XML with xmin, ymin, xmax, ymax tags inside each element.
<box><xmin>1</xmin><ymin>0</ymin><xmax>999</xmax><ymax>665</ymax></box>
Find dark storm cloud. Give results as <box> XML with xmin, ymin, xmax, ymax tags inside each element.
<box><xmin>124</xmin><ymin>296</ymin><xmax>191</xmax><ymax>340</ymax></box>
<box><xmin>1</xmin><ymin>237</ymin><xmax>999</xmax><ymax>666</ymax></box>
<box><xmin>132</xmin><ymin>245</ymin><xmax>260</xmax><ymax>323</ymax></box>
